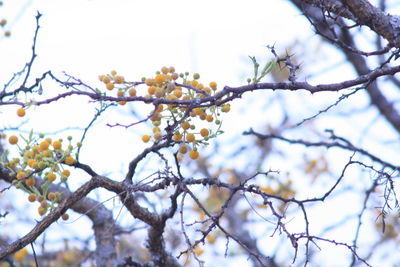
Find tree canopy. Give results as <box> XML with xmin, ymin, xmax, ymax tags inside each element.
<box><xmin>1</xmin><ymin>1</ymin><xmax>400</xmax><ymax>266</ymax></box>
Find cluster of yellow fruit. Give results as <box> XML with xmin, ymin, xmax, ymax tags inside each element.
<box><xmin>99</xmin><ymin>67</ymin><xmax>230</xmax><ymax>160</ymax></box>
<box><xmin>4</xmin><ymin>132</ymin><xmax>77</xmax><ymax>217</ymax></box>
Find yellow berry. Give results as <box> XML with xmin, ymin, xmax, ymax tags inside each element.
<box><xmin>114</xmin><ymin>75</ymin><xmax>125</xmax><ymax>84</ymax></box>
<box><xmin>28</xmin><ymin>194</ymin><xmax>36</xmax><ymax>202</ymax></box>
<box><xmin>173</xmin><ymin>89</ymin><xmax>182</xmax><ymax>98</ymax></box>
<box><xmin>200</xmin><ymin>128</ymin><xmax>209</xmax><ymax>137</ymax></box>
<box><xmin>52</xmin><ymin>140</ymin><xmax>62</xmax><ymax>150</ymax></box>
<box><xmin>173</xmin><ymin>133</ymin><xmax>183</xmax><ymax>142</ymax></box>
<box><xmin>189</xmin><ymin>150</ymin><xmax>199</xmax><ymax>160</ymax></box>
<box><xmin>47</xmin><ymin>173</ymin><xmax>57</xmax><ymax>182</ymax></box>
<box><xmin>110</xmin><ymin>70</ymin><xmax>117</xmax><ymax>76</ymax></box>
<box><xmin>38</xmin><ymin>206</ymin><xmax>47</xmax><ymax>216</ymax></box>
<box><xmin>16</xmin><ymin>171</ymin><xmax>26</xmax><ymax>179</ymax></box>
<box><xmin>193</xmin><ymin>108</ymin><xmax>203</xmax><ymax>116</ymax></box>
<box><xmin>102</xmin><ymin>76</ymin><xmax>111</xmax><ymax>84</ymax></box>
<box><xmin>194</xmin><ymin>245</ymin><xmax>203</xmax><ymax>256</ymax></box>
<box><xmin>17</xmin><ymin>108</ymin><xmax>26</xmax><ymax>117</ymax></box>
<box><xmin>8</xmin><ymin>135</ymin><xmax>18</xmax><ymax>145</ymax></box>
<box><xmin>206</xmin><ymin>114</ymin><xmax>214</xmax><ymax>122</ymax></box>
<box><xmin>221</xmin><ymin>104</ymin><xmax>230</xmax><ymax>112</ymax></box>
<box><xmin>145</xmin><ymin>78</ymin><xmax>154</xmax><ymax>86</ymax></box>
<box><xmin>186</xmin><ymin>133</ymin><xmax>195</xmax><ymax>143</ymax></box>
<box><xmin>106</xmin><ymin>82</ymin><xmax>114</xmax><ymax>90</ymax></box>
<box><xmin>148</xmin><ymin>86</ymin><xmax>156</xmax><ymax>95</ymax></box>
<box><xmin>14</xmin><ymin>248</ymin><xmax>28</xmax><ymax>262</ymax></box>
<box><xmin>64</xmin><ymin>156</ymin><xmax>75</xmax><ymax>165</ymax></box>
<box><xmin>154</xmin><ymin>74</ymin><xmax>165</xmax><ymax>85</ymax></box>
<box><xmin>207</xmin><ymin>234</ymin><xmax>216</xmax><ymax>244</ymax></box>
<box><xmin>142</xmin><ymin>135</ymin><xmax>151</xmax><ymax>143</ymax></box>
<box><xmin>118</xmin><ymin>101</ymin><xmax>126</xmax><ymax>105</ymax></box>
<box><xmin>161</xmin><ymin>66</ymin><xmax>169</xmax><ymax>74</ymax></box>
<box><xmin>209</xmin><ymin>81</ymin><xmax>217</xmax><ymax>89</ymax></box>
<box><xmin>181</xmin><ymin>121</ymin><xmax>190</xmax><ymax>130</ymax></box>
<box><xmin>193</xmin><ymin>73</ymin><xmax>200</xmax><ymax>80</ymax></box>
<box><xmin>128</xmin><ymin>88</ymin><xmax>137</xmax><ymax>97</ymax></box>
<box><xmin>191</xmin><ymin>80</ymin><xmax>199</xmax><ymax>87</ymax></box>
<box><xmin>48</xmin><ymin>192</ymin><xmax>56</xmax><ymax>201</ymax></box>
<box><xmin>39</xmin><ymin>141</ymin><xmax>50</xmax><ymax>151</ymax></box>
<box><xmin>117</xmin><ymin>90</ymin><xmax>124</xmax><ymax>97</ymax></box>
<box><xmin>61</xmin><ymin>169</ymin><xmax>71</xmax><ymax>177</ymax></box>
<box><xmin>27</xmin><ymin>159</ymin><xmax>36</xmax><ymax>168</ymax></box>
<box><xmin>179</xmin><ymin>144</ymin><xmax>188</xmax><ymax>154</ymax></box>
<box><xmin>25</xmin><ymin>177</ymin><xmax>35</xmax><ymax>187</ymax></box>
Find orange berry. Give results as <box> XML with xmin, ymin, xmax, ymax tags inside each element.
<box><xmin>206</xmin><ymin>114</ymin><xmax>214</xmax><ymax>122</ymax></box>
<box><xmin>193</xmin><ymin>108</ymin><xmax>203</xmax><ymax>116</ymax></box>
<box><xmin>16</xmin><ymin>171</ymin><xmax>26</xmax><ymax>179</ymax></box>
<box><xmin>128</xmin><ymin>88</ymin><xmax>137</xmax><ymax>97</ymax></box>
<box><xmin>179</xmin><ymin>144</ymin><xmax>188</xmax><ymax>154</ymax></box>
<box><xmin>155</xmin><ymin>88</ymin><xmax>165</xmax><ymax>98</ymax></box>
<box><xmin>64</xmin><ymin>156</ymin><xmax>75</xmax><ymax>165</ymax></box>
<box><xmin>52</xmin><ymin>140</ymin><xmax>62</xmax><ymax>150</ymax></box>
<box><xmin>28</xmin><ymin>194</ymin><xmax>36</xmax><ymax>202</ymax></box>
<box><xmin>25</xmin><ymin>177</ymin><xmax>35</xmax><ymax>186</ymax></box>
<box><xmin>194</xmin><ymin>245</ymin><xmax>203</xmax><ymax>256</ymax></box>
<box><xmin>42</xmin><ymin>150</ymin><xmax>52</xmax><ymax>157</ymax></box>
<box><xmin>221</xmin><ymin>104</ymin><xmax>230</xmax><ymax>112</ymax></box>
<box><xmin>181</xmin><ymin>121</ymin><xmax>190</xmax><ymax>130</ymax></box>
<box><xmin>142</xmin><ymin>135</ymin><xmax>151</xmax><ymax>143</ymax></box>
<box><xmin>186</xmin><ymin>133</ymin><xmax>195</xmax><ymax>143</ymax></box>
<box><xmin>191</xmin><ymin>80</ymin><xmax>199</xmax><ymax>87</ymax></box>
<box><xmin>200</xmin><ymin>128</ymin><xmax>209</xmax><ymax>137</ymax></box>
<box><xmin>145</xmin><ymin>78</ymin><xmax>154</xmax><ymax>86</ymax></box>
<box><xmin>161</xmin><ymin>66</ymin><xmax>169</xmax><ymax>74</ymax></box>
<box><xmin>173</xmin><ymin>89</ymin><xmax>182</xmax><ymax>98</ymax></box>
<box><xmin>209</xmin><ymin>81</ymin><xmax>217</xmax><ymax>89</ymax></box>
<box><xmin>154</xmin><ymin>74</ymin><xmax>165</xmax><ymax>85</ymax></box>
<box><xmin>62</xmin><ymin>213</ymin><xmax>69</xmax><ymax>220</ymax></box>
<box><xmin>39</xmin><ymin>141</ymin><xmax>50</xmax><ymax>151</ymax></box>
<box><xmin>14</xmin><ymin>248</ymin><xmax>28</xmax><ymax>261</ymax></box>
<box><xmin>110</xmin><ymin>70</ymin><xmax>117</xmax><ymax>76</ymax></box>
<box><xmin>207</xmin><ymin>234</ymin><xmax>216</xmax><ymax>244</ymax></box>
<box><xmin>8</xmin><ymin>135</ymin><xmax>18</xmax><ymax>145</ymax></box>
<box><xmin>47</xmin><ymin>173</ymin><xmax>57</xmax><ymax>182</ymax></box>
<box><xmin>61</xmin><ymin>169</ymin><xmax>71</xmax><ymax>177</ymax></box>
<box><xmin>148</xmin><ymin>86</ymin><xmax>156</xmax><ymax>95</ymax></box>
<box><xmin>48</xmin><ymin>192</ymin><xmax>56</xmax><ymax>201</ymax></box>
<box><xmin>102</xmin><ymin>76</ymin><xmax>111</xmax><ymax>84</ymax></box>
<box><xmin>106</xmin><ymin>82</ymin><xmax>114</xmax><ymax>90</ymax></box>
<box><xmin>114</xmin><ymin>75</ymin><xmax>125</xmax><ymax>84</ymax></box>
<box><xmin>173</xmin><ymin>133</ymin><xmax>183</xmax><ymax>142</ymax></box>
<box><xmin>27</xmin><ymin>159</ymin><xmax>36</xmax><ymax>168</ymax></box>
<box><xmin>117</xmin><ymin>90</ymin><xmax>124</xmax><ymax>97</ymax></box>
<box><xmin>189</xmin><ymin>150</ymin><xmax>199</xmax><ymax>160</ymax></box>
<box><xmin>38</xmin><ymin>206</ymin><xmax>47</xmax><ymax>216</ymax></box>
<box><xmin>156</xmin><ymin>104</ymin><xmax>164</xmax><ymax>113</ymax></box>
<box><xmin>17</xmin><ymin>108</ymin><xmax>26</xmax><ymax>117</ymax></box>
<box><xmin>118</xmin><ymin>101</ymin><xmax>126</xmax><ymax>105</ymax></box>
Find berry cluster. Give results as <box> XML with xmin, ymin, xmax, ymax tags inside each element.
<box><xmin>3</xmin><ymin>132</ymin><xmax>78</xmax><ymax>217</ymax></box>
<box><xmin>99</xmin><ymin>67</ymin><xmax>230</xmax><ymax>160</ymax></box>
